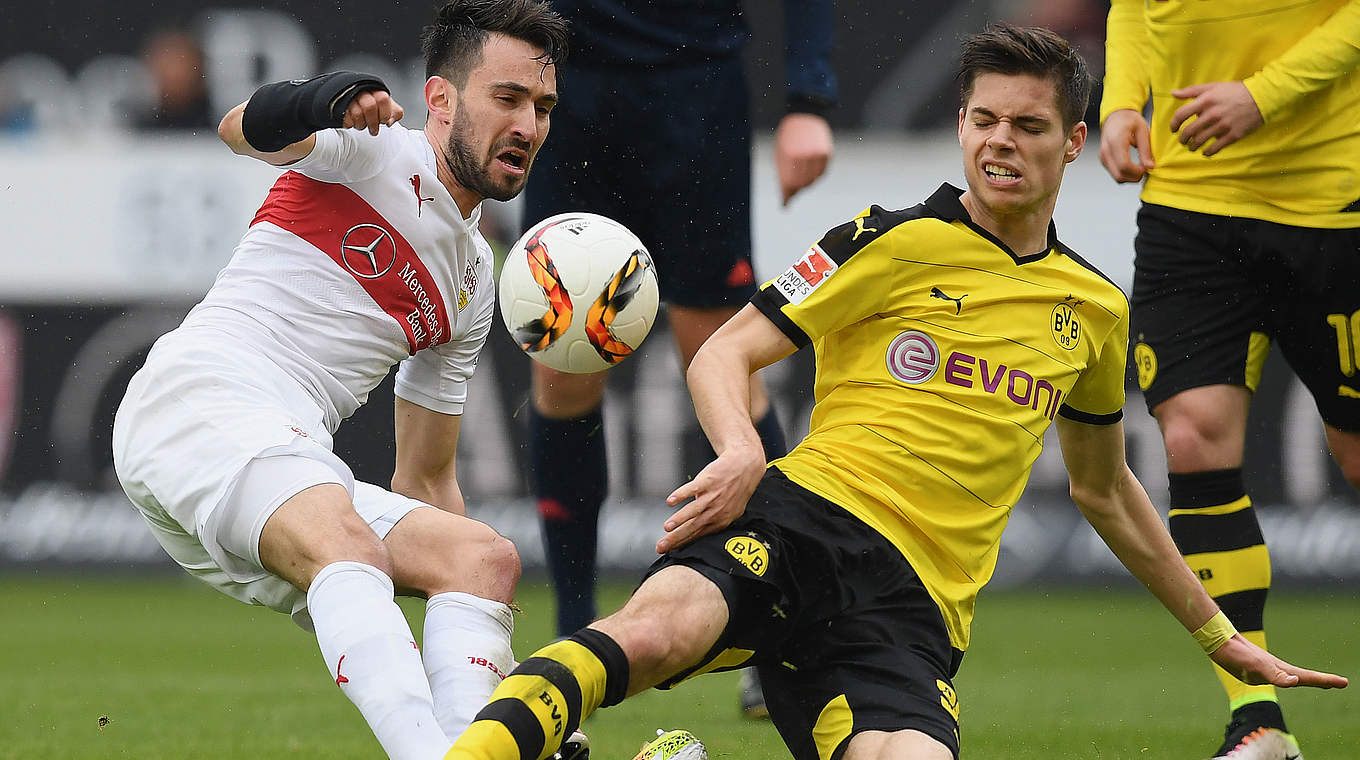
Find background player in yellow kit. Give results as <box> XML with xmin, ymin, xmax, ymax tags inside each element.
<box><xmin>1100</xmin><ymin>2</ymin><xmax>1360</xmax><ymax>756</ymax></box>
<box><xmin>437</xmin><ymin>24</ymin><xmax>1348</xmax><ymax>760</ymax></box>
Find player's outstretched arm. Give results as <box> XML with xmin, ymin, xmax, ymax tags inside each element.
<box><xmin>1098</xmin><ymin>108</ymin><xmax>1154</xmax><ymax>182</ymax></box>
<box><xmin>661</xmin><ymin>305</ymin><xmax>797</xmax><ymax>553</ymax></box>
<box><xmin>217</xmin><ymin>71</ymin><xmax>403</xmax><ymax>165</ymax></box>
<box><xmin>1055</xmin><ymin>417</ymin><xmax>1348</xmax><ymax>690</ymax></box>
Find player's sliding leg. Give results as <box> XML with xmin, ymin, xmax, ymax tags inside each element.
<box><xmin>258</xmin><ymin>483</ymin><xmax>453</xmax><ymax>760</ymax></box>
<box><xmin>529</xmin><ymin>365</ymin><xmax>610</xmax><ymax>636</ymax></box>
<box><xmin>380</xmin><ymin>502</ymin><xmax>520</xmax><ymax>740</ymax></box>
<box><xmin>444</xmin><ymin>566</ymin><xmax>729</xmax><ymax>760</ymax></box>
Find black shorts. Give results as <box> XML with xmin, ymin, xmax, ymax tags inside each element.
<box><xmin>644</xmin><ymin>468</ymin><xmax>965</xmax><ymax>760</ymax></box>
<box><xmin>521</xmin><ymin>57</ymin><xmax>755</xmax><ymax>308</ymax></box>
<box><xmin>1131</xmin><ymin>203</ymin><xmax>1360</xmax><ymax>430</ymax></box>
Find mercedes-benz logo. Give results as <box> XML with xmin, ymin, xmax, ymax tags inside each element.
<box><xmin>340</xmin><ymin>224</ymin><xmax>397</xmax><ymax>279</ymax></box>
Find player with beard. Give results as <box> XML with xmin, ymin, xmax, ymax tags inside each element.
<box><xmin>112</xmin><ymin>3</ymin><xmax>576</xmax><ymax>760</ymax></box>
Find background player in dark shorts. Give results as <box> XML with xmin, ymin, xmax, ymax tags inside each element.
<box><xmin>518</xmin><ymin>0</ymin><xmax>837</xmax><ymax>718</ymax></box>
<box><xmin>440</xmin><ymin>25</ymin><xmax>1346</xmax><ymax>760</ymax></box>
<box><xmin>1101</xmin><ymin>1</ymin><xmax>1360</xmax><ymax>754</ymax></box>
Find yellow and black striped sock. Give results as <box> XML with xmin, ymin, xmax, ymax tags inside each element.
<box><xmin>1167</xmin><ymin>468</ymin><xmax>1284</xmax><ymax>726</ymax></box>
<box><xmin>445</xmin><ymin>629</ymin><xmax>629</xmax><ymax>760</ymax></box>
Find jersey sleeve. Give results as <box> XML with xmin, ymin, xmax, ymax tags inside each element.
<box><xmin>751</xmin><ymin>207</ymin><xmax>896</xmax><ymax>347</ymax></box>
<box><xmin>782</xmin><ymin>0</ymin><xmax>838</xmax><ymax>109</ymax></box>
<box><xmin>288</xmin><ymin>125</ymin><xmax>404</xmax><ymax>184</ymax></box>
<box><xmin>1100</xmin><ymin>0</ymin><xmax>1152</xmax><ymax>124</ymax></box>
<box><xmin>1243</xmin><ymin>0</ymin><xmax>1360</xmax><ymax>122</ymax></box>
<box><xmin>1058</xmin><ymin>296</ymin><xmax>1129</xmax><ymax>425</ymax></box>
<box><xmin>393</xmin><ymin>284</ymin><xmax>495</xmax><ymax>416</ymax></box>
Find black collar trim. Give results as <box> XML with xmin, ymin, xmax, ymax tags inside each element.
<box><xmin>923</xmin><ymin>183</ymin><xmax>1060</xmax><ymax>264</ymax></box>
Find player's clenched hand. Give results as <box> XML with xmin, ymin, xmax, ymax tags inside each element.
<box><xmin>1169</xmin><ymin>81</ymin><xmax>1263</xmax><ymax>157</ymax></box>
<box><xmin>659</xmin><ymin>448</ymin><xmax>766</xmax><ymax>554</ymax></box>
<box><xmin>1099</xmin><ymin>108</ymin><xmax>1154</xmax><ymax>183</ymax></box>
<box><xmin>343</xmin><ymin>90</ymin><xmax>404</xmax><ymax>135</ymax></box>
<box><xmin>775</xmin><ymin>113</ymin><xmax>833</xmax><ymax>206</ymax></box>
<box><xmin>1209</xmin><ymin>635</ymin><xmax>1349</xmax><ymax>690</ymax></box>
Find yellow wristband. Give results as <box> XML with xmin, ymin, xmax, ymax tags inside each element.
<box><xmin>1192</xmin><ymin>611</ymin><xmax>1238</xmax><ymax>654</ymax></box>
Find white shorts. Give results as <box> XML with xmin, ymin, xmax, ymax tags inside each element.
<box><xmin>112</xmin><ymin>342</ymin><xmax>424</xmax><ymax>630</ymax></box>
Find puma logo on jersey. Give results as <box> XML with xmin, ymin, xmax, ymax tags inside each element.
<box><xmin>930</xmin><ymin>287</ymin><xmax>966</xmax><ymax>314</ymax></box>
<box><xmin>852</xmin><ymin>217</ymin><xmax>878</xmax><ymax>241</ymax></box>
<box><xmin>410</xmin><ymin>174</ymin><xmax>435</xmax><ymax>216</ymax></box>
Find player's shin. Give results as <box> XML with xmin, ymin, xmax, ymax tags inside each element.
<box><xmin>423</xmin><ymin>591</ymin><xmax>516</xmax><ymax>738</ymax></box>
<box><xmin>444</xmin><ymin>629</ymin><xmax>629</xmax><ymax>760</ymax></box>
<box><xmin>1167</xmin><ymin>470</ymin><xmax>1284</xmax><ymax>724</ymax></box>
<box><xmin>308</xmin><ymin>561</ymin><xmax>452</xmax><ymax>759</ymax></box>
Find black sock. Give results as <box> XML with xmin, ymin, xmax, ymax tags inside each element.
<box><xmin>529</xmin><ymin>406</ymin><xmax>608</xmax><ymax>636</ymax></box>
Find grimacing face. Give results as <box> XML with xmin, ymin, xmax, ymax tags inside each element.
<box><xmin>441</xmin><ymin>33</ymin><xmax>557</xmax><ymax>203</ymax></box>
<box><xmin>957</xmin><ymin>72</ymin><xmax>1084</xmax><ymax>222</ymax></box>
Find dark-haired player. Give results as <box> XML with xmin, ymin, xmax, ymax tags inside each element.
<box><xmin>439</xmin><ymin>24</ymin><xmax>1348</xmax><ymax>760</ymax></box>
<box><xmin>112</xmin><ymin>3</ymin><xmax>571</xmax><ymax>759</ymax></box>
<box><xmin>1100</xmin><ymin>1</ymin><xmax>1360</xmax><ymax>757</ymax></box>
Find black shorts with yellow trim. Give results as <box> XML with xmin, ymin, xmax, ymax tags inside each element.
<box><xmin>1131</xmin><ymin>203</ymin><xmax>1360</xmax><ymax>429</ymax></box>
<box><xmin>642</xmin><ymin>467</ymin><xmax>965</xmax><ymax>760</ymax></box>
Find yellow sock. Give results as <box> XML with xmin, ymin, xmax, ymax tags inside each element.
<box><xmin>445</xmin><ymin>629</ymin><xmax>629</xmax><ymax>760</ymax></box>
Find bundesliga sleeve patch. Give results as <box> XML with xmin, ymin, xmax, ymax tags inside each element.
<box><xmin>772</xmin><ymin>245</ymin><xmax>839</xmax><ymax>305</ymax></box>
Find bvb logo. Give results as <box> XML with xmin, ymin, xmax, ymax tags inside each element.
<box><xmin>1051</xmin><ymin>303</ymin><xmax>1080</xmax><ymax>350</ymax></box>
<box><xmin>724</xmin><ymin>536</ymin><xmax>769</xmax><ymax>577</ymax></box>
<box><xmin>1134</xmin><ymin>342</ymin><xmax>1158</xmax><ymax>390</ymax></box>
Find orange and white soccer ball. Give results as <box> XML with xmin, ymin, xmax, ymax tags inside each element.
<box><xmin>499</xmin><ymin>212</ymin><xmax>660</xmax><ymax>373</ymax></box>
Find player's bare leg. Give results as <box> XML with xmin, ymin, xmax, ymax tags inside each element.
<box><xmin>1154</xmin><ymin>385</ymin><xmax>1294</xmax><ymax>754</ymax></box>
<box><xmin>1323</xmin><ymin>424</ymin><xmax>1360</xmax><ymax>491</ymax></box>
<box><xmin>259</xmin><ymin>484</ymin><xmax>451</xmax><ymax>759</ymax></box>
<box><xmin>842</xmin><ymin>729</ymin><xmax>953</xmax><ymax>760</ymax></box>
<box><xmin>384</xmin><ymin>507</ymin><xmax>522</xmax><ymax>739</ymax></box>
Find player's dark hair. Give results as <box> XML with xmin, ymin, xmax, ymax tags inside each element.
<box><xmin>956</xmin><ymin>24</ymin><xmax>1091</xmax><ymax>128</ymax></box>
<box><xmin>421</xmin><ymin>0</ymin><xmax>569</xmax><ymax>86</ymax></box>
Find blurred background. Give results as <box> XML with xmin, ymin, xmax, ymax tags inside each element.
<box><xmin>1</xmin><ymin>0</ymin><xmax>1356</xmax><ymax>588</ymax></box>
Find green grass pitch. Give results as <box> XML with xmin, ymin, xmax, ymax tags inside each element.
<box><xmin>1</xmin><ymin>574</ymin><xmax>1354</xmax><ymax>759</ymax></box>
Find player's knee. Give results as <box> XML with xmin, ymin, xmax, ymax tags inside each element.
<box><xmin>1159</xmin><ymin>414</ymin><xmax>1232</xmax><ymax>461</ymax></box>
<box><xmin>333</xmin><ymin>513</ymin><xmax>395</xmax><ymax>577</ymax></box>
<box><xmin>430</xmin><ymin>522</ymin><xmax>521</xmax><ymax>602</ymax></box>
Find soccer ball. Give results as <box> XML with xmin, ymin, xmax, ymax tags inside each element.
<box><xmin>499</xmin><ymin>212</ymin><xmax>660</xmax><ymax>373</ymax></box>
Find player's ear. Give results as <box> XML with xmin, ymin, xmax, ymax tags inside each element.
<box><xmin>425</xmin><ymin>76</ymin><xmax>456</xmax><ymax>126</ymax></box>
<box><xmin>1064</xmin><ymin>120</ymin><xmax>1087</xmax><ymax>163</ymax></box>
<box><xmin>957</xmin><ymin>107</ymin><xmax>966</xmax><ymax>143</ymax></box>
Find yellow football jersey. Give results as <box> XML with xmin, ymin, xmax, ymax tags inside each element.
<box><xmin>1102</xmin><ymin>0</ymin><xmax>1360</xmax><ymax>228</ymax></box>
<box><xmin>753</xmin><ymin>185</ymin><xmax>1130</xmax><ymax>651</ymax></box>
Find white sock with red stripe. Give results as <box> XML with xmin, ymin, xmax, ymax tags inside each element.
<box><xmin>423</xmin><ymin>591</ymin><xmax>516</xmax><ymax>739</ymax></box>
<box><xmin>308</xmin><ymin>561</ymin><xmax>451</xmax><ymax>759</ymax></box>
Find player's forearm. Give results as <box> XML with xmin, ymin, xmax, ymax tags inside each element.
<box><xmin>1072</xmin><ymin>467</ymin><xmax>1221</xmax><ymax>633</ymax></box>
<box><xmin>218</xmin><ymin>101</ymin><xmax>315</xmax><ymax>165</ymax></box>
<box><xmin>686</xmin><ymin>343</ymin><xmax>764</xmax><ymax>462</ymax></box>
<box><xmin>1244</xmin><ymin>0</ymin><xmax>1360</xmax><ymax>121</ymax></box>
<box><xmin>1100</xmin><ymin>0</ymin><xmax>1152</xmax><ymax>123</ymax></box>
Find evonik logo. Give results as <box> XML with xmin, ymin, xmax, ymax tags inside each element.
<box><xmin>943</xmin><ymin>352</ymin><xmax>1064</xmax><ymax>419</ymax></box>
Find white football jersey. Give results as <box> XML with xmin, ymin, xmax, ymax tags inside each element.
<box><xmin>160</xmin><ymin>124</ymin><xmax>496</xmax><ymax>434</ymax></box>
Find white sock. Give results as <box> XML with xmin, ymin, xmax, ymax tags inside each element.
<box><xmin>423</xmin><ymin>591</ymin><xmax>516</xmax><ymax>739</ymax></box>
<box><xmin>308</xmin><ymin>561</ymin><xmax>451</xmax><ymax>760</ymax></box>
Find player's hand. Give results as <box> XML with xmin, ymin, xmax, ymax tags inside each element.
<box><xmin>659</xmin><ymin>446</ymin><xmax>766</xmax><ymax>553</ymax></box>
<box><xmin>343</xmin><ymin>90</ymin><xmax>404</xmax><ymax>135</ymax></box>
<box><xmin>774</xmin><ymin>112</ymin><xmax>833</xmax><ymax>206</ymax></box>
<box><xmin>1169</xmin><ymin>81</ymin><xmax>1263</xmax><ymax>157</ymax></box>
<box><xmin>1098</xmin><ymin>108</ymin><xmax>1154</xmax><ymax>183</ymax></box>
<box><xmin>1209</xmin><ymin>634</ymin><xmax>1349</xmax><ymax>689</ymax></box>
